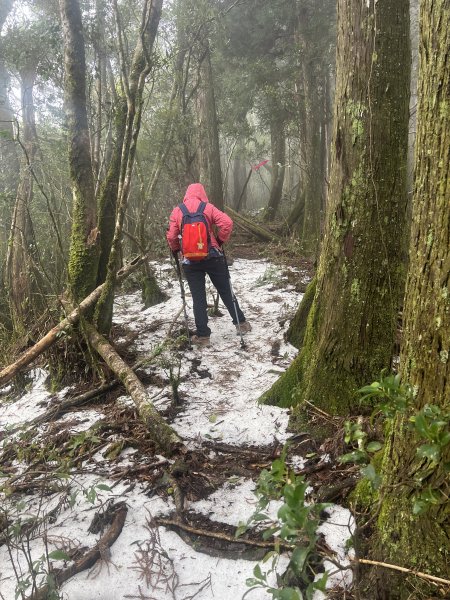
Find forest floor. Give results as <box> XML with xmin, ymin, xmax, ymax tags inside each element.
<box><xmin>0</xmin><ymin>238</ymin><xmax>357</xmax><ymax>600</ymax></box>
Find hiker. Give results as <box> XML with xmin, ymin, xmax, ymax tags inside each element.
<box><xmin>166</xmin><ymin>183</ymin><xmax>251</xmax><ymax>347</ymax></box>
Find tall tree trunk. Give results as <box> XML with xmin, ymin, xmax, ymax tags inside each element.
<box><xmin>5</xmin><ymin>65</ymin><xmax>38</xmax><ymax>335</ymax></box>
<box><xmin>261</xmin><ymin>0</ymin><xmax>410</xmax><ymax>425</ymax></box>
<box><xmin>264</xmin><ymin>112</ymin><xmax>286</xmax><ymax>222</ymax></box>
<box><xmin>94</xmin><ymin>0</ymin><xmax>163</xmax><ymax>333</ymax></box>
<box><xmin>373</xmin><ymin>2</ymin><xmax>450</xmax><ymax>595</ymax></box>
<box><xmin>59</xmin><ymin>0</ymin><xmax>99</xmax><ymax>303</ymax></box>
<box><xmin>197</xmin><ymin>40</ymin><xmax>224</xmax><ymax>209</ymax></box>
<box><xmin>96</xmin><ymin>96</ymin><xmax>126</xmax><ymax>287</ymax></box>
<box><xmin>0</xmin><ymin>0</ymin><xmax>19</xmax><ymax>283</ymax></box>
<box><xmin>232</xmin><ymin>157</ymin><xmax>247</xmax><ymax>211</ymax></box>
<box><xmin>285</xmin><ymin>0</ymin><xmax>333</xmax><ymax>243</ymax></box>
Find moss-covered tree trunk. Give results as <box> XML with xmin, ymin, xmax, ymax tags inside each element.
<box><xmin>59</xmin><ymin>0</ymin><xmax>99</xmax><ymax>303</ymax></box>
<box><xmin>372</xmin><ymin>2</ymin><xmax>450</xmax><ymax>595</ymax></box>
<box><xmin>262</xmin><ymin>0</ymin><xmax>410</xmax><ymax>421</ymax></box>
<box><xmin>96</xmin><ymin>97</ymin><xmax>126</xmax><ymax>288</ymax></box>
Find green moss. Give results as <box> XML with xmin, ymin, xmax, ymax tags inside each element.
<box><xmin>350</xmin><ymin>278</ymin><xmax>361</xmax><ymax>303</ymax></box>
<box><xmin>141</xmin><ymin>273</ymin><xmax>168</xmax><ymax>308</ymax></box>
<box><xmin>68</xmin><ymin>194</ymin><xmax>99</xmax><ymax>303</ymax></box>
<box><xmin>286</xmin><ymin>277</ymin><xmax>317</xmax><ymax>349</ymax></box>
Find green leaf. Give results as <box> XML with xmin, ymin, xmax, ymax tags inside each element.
<box><xmin>262</xmin><ymin>526</ymin><xmax>279</xmax><ymax>540</ymax></box>
<box><xmin>253</xmin><ymin>563</ymin><xmax>264</xmax><ymax>581</ymax></box>
<box><xmin>290</xmin><ymin>546</ymin><xmax>310</xmax><ymax>576</ymax></box>
<box><xmin>279</xmin><ymin>588</ymin><xmax>302</xmax><ymax>600</ymax></box>
<box><xmin>96</xmin><ymin>483</ymin><xmax>112</xmax><ymax>491</ymax></box>
<box><xmin>48</xmin><ymin>550</ymin><xmax>71</xmax><ymax>561</ymax></box>
<box><xmin>360</xmin><ymin>464</ymin><xmax>381</xmax><ymax>489</ymax></box>
<box><xmin>313</xmin><ymin>572</ymin><xmax>328</xmax><ymax>592</ymax></box>
<box><xmin>413</xmin><ymin>412</ymin><xmax>430</xmax><ymax>438</ymax></box>
<box><xmin>416</xmin><ymin>444</ymin><xmax>440</xmax><ymax>462</ymax></box>
<box><xmin>366</xmin><ymin>441</ymin><xmax>383</xmax><ymax>453</ymax></box>
<box><xmin>208</xmin><ymin>414</ymin><xmax>217</xmax><ymax>423</ymax></box>
<box><xmin>253</xmin><ymin>512</ymin><xmax>269</xmax><ymax>522</ymax></box>
<box><xmin>245</xmin><ymin>578</ymin><xmax>261</xmax><ymax>587</ymax></box>
<box><xmin>339</xmin><ymin>450</ymin><xmax>368</xmax><ymax>464</ymax></box>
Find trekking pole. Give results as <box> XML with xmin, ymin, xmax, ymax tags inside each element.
<box><xmin>170</xmin><ymin>249</ymin><xmax>192</xmax><ymax>348</ymax></box>
<box><xmin>222</xmin><ymin>248</ymin><xmax>246</xmax><ymax>349</ymax></box>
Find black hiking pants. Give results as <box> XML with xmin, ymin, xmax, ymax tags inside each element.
<box><xmin>182</xmin><ymin>256</ymin><xmax>246</xmax><ymax>337</ymax></box>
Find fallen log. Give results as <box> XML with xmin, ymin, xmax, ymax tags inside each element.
<box><xmin>0</xmin><ymin>253</ymin><xmax>149</xmax><ymax>388</ymax></box>
<box><xmin>28</xmin><ymin>502</ymin><xmax>128</xmax><ymax>600</ymax></box>
<box><xmin>83</xmin><ymin>323</ymin><xmax>183</xmax><ymax>455</ymax></box>
<box><xmin>224</xmin><ymin>205</ymin><xmax>278</xmax><ymax>243</ymax></box>
<box><xmin>28</xmin><ymin>338</ymin><xmax>173</xmax><ymax>430</ymax></box>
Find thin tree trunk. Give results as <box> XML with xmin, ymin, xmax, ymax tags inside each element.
<box><xmin>5</xmin><ymin>65</ymin><xmax>38</xmax><ymax>334</ymax></box>
<box><xmin>264</xmin><ymin>113</ymin><xmax>286</xmax><ymax>222</ymax></box>
<box><xmin>94</xmin><ymin>0</ymin><xmax>163</xmax><ymax>334</ymax></box>
<box><xmin>197</xmin><ymin>41</ymin><xmax>224</xmax><ymax>209</ymax></box>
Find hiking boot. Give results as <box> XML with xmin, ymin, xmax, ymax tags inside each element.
<box><xmin>191</xmin><ymin>335</ymin><xmax>211</xmax><ymax>347</ymax></box>
<box><xmin>236</xmin><ymin>321</ymin><xmax>251</xmax><ymax>334</ymax></box>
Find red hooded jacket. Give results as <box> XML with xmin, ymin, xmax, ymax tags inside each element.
<box><xmin>166</xmin><ymin>183</ymin><xmax>233</xmax><ymax>254</ymax></box>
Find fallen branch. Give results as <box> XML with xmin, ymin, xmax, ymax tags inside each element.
<box><xmin>83</xmin><ymin>323</ymin><xmax>183</xmax><ymax>455</ymax></box>
<box><xmin>28</xmin><ymin>502</ymin><xmax>128</xmax><ymax>600</ymax></box>
<box><xmin>0</xmin><ymin>253</ymin><xmax>150</xmax><ymax>388</ymax></box>
<box><xmin>355</xmin><ymin>558</ymin><xmax>450</xmax><ymax>587</ymax></box>
<box><xmin>224</xmin><ymin>205</ymin><xmax>277</xmax><ymax>243</ymax></box>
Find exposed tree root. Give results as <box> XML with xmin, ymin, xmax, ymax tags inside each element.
<box><xmin>355</xmin><ymin>558</ymin><xmax>450</xmax><ymax>588</ymax></box>
<box><xmin>155</xmin><ymin>516</ymin><xmax>294</xmax><ymax>561</ymax></box>
<box><xmin>27</xmin><ymin>502</ymin><xmax>128</xmax><ymax>600</ymax></box>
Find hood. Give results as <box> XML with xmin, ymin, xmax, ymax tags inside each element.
<box><xmin>184</xmin><ymin>183</ymin><xmax>209</xmax><ymax>204</ymax></box>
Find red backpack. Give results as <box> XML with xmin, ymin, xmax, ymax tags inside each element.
<box><xmin>179</xmin><ymin>201</ymin><xmax>210</xmax><ymax>260</ymax></box>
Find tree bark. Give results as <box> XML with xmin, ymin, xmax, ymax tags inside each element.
<box><xmin>197</xmin><ymin>40</ymin><xmax>224</xmax><ymax>209</ymax></box>
<box><xmin>5</xmin><ymin>65</ymin><xmax>38</xmax><ymax>335</ymax></box>
<box><xmin>374</xmin><ymin>1</ymin><xmax>450</xmax><ymax>594</ymax></box>
<box><xmin>94</xmin><ymin>0</ymin><xmax>163</xmax><ymax>334</ymax></box>
<box><xmin>0</xmin><ymin>0</ymin><xmax>20</xmax><ymax>312</ymax></box>
<box><xmin>264</xmin><ymin>112</ymin><xmax>286</xmax><ymax>222</ymax></box>
<box><xmin>59</xmin><ymin>0</ymin><xmax>100</xmax><ymax>303</ymax></box>
<box><xmin>262</xmin><ymin>0</ymin><xmax>410</xmax><ymax>424</ymax></box>
<box><xmin>84</xmin><ymin>323</ymin><xmax>183</xmax><ymax>454</ymax></box>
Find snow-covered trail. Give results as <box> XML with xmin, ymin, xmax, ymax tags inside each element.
<box><xmin>0</xmin><ymin>258</ymin><xmax>354</xmax><ymax>600</ymax></box>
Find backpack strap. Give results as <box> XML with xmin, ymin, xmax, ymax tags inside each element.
<box><xmin>178</xmin><ymin>202</ymin><xmax>189</xmax><ymax>217</ymax></box>
<box><xmin>178</xmin><ymin>200</ymin><xmax>206</xmax><ymax>216</ymax></box>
